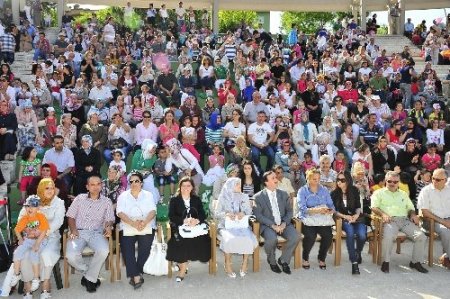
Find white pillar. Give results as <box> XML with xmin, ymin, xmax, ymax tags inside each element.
<box><xmin>212</xmin><ymin>0</ymin><xmax>219</xmax><ymax>34</ymax></box>
<box><xmin>12</xmin><ymin>0</ymin><xmax>20</xmax><ymax>25</ymax></box>
<box><xmin>360</xmin><ymin>0</ymin><xmax>366</xmax><ymax>31</ymax></box>
<box><xmin>398</xmin><ymin>0</ymin><xmax>405</xmax><ymax>36</ymax></box>
<box><xmin>57</xmin><ymin>0</ymin><xmax>65</xmax><ymax>28</ymax></box>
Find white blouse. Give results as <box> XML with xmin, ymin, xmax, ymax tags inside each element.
<box><xmin>117</xmin><ymin>189</ymin><xmax>156</xmax><ymax>229</ymax></box>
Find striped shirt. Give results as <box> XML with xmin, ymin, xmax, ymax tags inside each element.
<box><xmin>66</xmin><ymin>193</ymin><xmax>115</xmax><ymax>230</ymax></box>
<box><xmin>0</xmin><ymin>33</ymin><xmax>16</xmax><ymax>52</ymax></box>
<box><xmin>224</xmin><ymin>44</ymin><xmax>237</xmax><ymax>61</ymax></box>
<box><xmin>205</xmin><ymin>127</ymin><xmax>224</xmax><ymax>144</ymax></box>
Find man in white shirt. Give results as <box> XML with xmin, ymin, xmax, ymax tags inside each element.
<box><xmin>88</xmin><ymin>78</ymin><xmax>113</xmax><ymax>104</ymax></box>
<box><xmin>42</xmin><ymin>135</ymin><xmax>75</xmax><ymax>190</ymax></box>
<box><xmin>248</xmin><ymin>111</ymin><xmax>275</xmax><ymax>174</ymax></box>
<box><xmin>146</xmin><ymin>3</ymin><xmax>156</xmax><ymax>26</ymax></box>
<box><xmin>289</xmin><ymin>60</ymin><xmax>306</xmax><ymax>85</ymax></box>
<box><xmin>175</xmin><ymin>2</ymin><xmax>186</xmax><ymax>29</ymax></box>
<box><xmin>417</xmin><ymin>168</ymin><xmax>450</xmax><ymax>268</ymax></box>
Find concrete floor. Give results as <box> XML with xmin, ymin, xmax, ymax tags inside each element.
<box><xmin>1</xmin><ymin>241</ymin><xmax>448</xmax><ymax>299</ymax></box>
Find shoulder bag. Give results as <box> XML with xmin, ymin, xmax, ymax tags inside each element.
<box><xmin>143</xmin><ymin>227</ymin><xmax>169</xmax><ymax>276</ymax></box>
<box><xmin>178</xmin><ymin>206</ymin><xmax>209</xmax><ymax>238</ymax></box>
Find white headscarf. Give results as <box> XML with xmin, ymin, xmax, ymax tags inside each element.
<box><xmin>217</xmin><ymin>177</ymin><xmax>242</xmax><ymax>212</ymax></box>
<box><xmin>141</xmin><ymin>139</ymin><xmax>157</xmax><ymax>160</ymax></box>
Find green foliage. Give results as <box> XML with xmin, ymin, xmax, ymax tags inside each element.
<box><xmin>377</xmin><ymin>25</ymin><xmax>389</xmax><ymax>35</ymax></box>
<box><xmin>281</xmin><ymin>12</ymin><xmax>338</xmax><ymax>34</ymax></box>
<box><xmin>41</xmin><ymin>2</ymin><xmax>57</xmax><ymax>27</ymax></box>
<box><xmin>73</xmin><ymin>7</ymin><xmax>125</xmax><ymax>27</ymax></box>
<box><xmin>218</xmin><ymin>10</ymin><xmax>258</xmax><ymax>33</ymax></box>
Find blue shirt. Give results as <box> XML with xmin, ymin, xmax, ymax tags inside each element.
<box><xmin>297</xmin><ymin>185</ymin><xmax>335</xmax><ymax>220</ymax></box>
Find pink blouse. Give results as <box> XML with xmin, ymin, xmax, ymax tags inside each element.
<box><xmin>159</xmin><ymin>122</ymin><xmax>180</xmax><ymax>144</ymax></box>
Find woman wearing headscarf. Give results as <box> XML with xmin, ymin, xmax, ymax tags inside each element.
<box><xmin>215</xmin><ymin>177</ymin><xmax>257</xmax><ymax>278</ymax></box>
<box><xmin>101</xmin><ymin>165</ymin><xmax>125</xmax><ymax>210</ymax></box>
<box><xmin>63</xmin><ymin>93</ymin><xmax>86</xmax><ymax>133</ymax></box>
<box><xmin>15</xmin><ymin>99</ymin><xmax>39</xmax><ymax>150</ymax></box>
<box><xmin>0</xmin><ymin>99</ymin><xmax>18</xmax><ymax>160</ymax></box>
<box><xmin>130</xmin><ymin>139</ymin><xmax>160</xmax><ymax>204</ymax></box>
<box><xmin>78</xmin><ymin>110</ymin><xmax>108</xmax><ymax>158</ymax></box>
<box><xmin>229</xmin><ymin>135</ymin><xmax>251</xmax><ymax>165</ymax></box>
<box><xmin>202</xmin><ymin>97</ymin><xmax>219</xmax><ymax>124</ymax></box>
<box><xmin>18</xmin><ymin>178</ymin><xmax>65</xmax><ymax>299</ymax></box>
<box><xmin>166</xmin><ymin>138</ymin><xmax>205</xmax><ymax>194</ymax></box>
<box><xmin>205</xmin><ymin>111</ymin><xmax>224</xmax><ymax>153</ymax></box>
<box><xmin>74</xmin><ymin>135</ymin><xmax>101</xmax><ymax>195</ymax></box>
<box><xmin>292</xmin><ymin>111</ymin><xmax>318</xmax><ymax>161</ymax></box>
<box><xmin>180</xmin><ymin>95</ymin><xmax>202</xmax><ymax>120</ymax></box>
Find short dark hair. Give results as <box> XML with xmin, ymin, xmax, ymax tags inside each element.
<box><xmin>262</xmin><ymin>171</ymin><xmax>275</xmax><ymax>184</ymax></box>
<box><xmin>129</xmin><ymin>171</ymin><xmax>144</xmax><ymax>182</ymax></box>
<box><xmin>53</xmin><ymin>135</ymin><xmax>64</xmax><ymax>142</ymax></box>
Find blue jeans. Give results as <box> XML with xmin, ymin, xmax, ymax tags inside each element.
<box><xmin>342</xmin><ymin>221</ymin><xmax>367</xmax><ymax>263</ymax></box>
<box><xmin>251</xmin><ymin>145</ymin><xmax>274</xmax><ymax>174</ymax></box>
<box><xmin>33</xmin><ymin>48</ymin><xmax>47</xmax><ymax>61</ymax></box>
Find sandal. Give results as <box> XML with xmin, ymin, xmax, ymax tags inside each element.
<box><xmin>175</xmin><ymin>276</ymin><xmax>184</xmax><ymax>283</ymax></box>
<box><xmin>318</xmin><ymin>261</ymin><xmax>327</xmax><ymax>270</ymax></box>
<box><xmin>302</xmin><ymin>260</ymin><xmax>310</xmax><ymax>270</ymax></box>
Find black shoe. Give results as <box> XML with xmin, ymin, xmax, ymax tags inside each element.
<box><xmin>409</xmin><ymin>262</ymin><xmax>429</xmax><ymax>274</ymax></box>
<box><xmin>381</xmin><ymin>262</ymin><xmax>389</xmax><ymax>273</ymax></box>
<box><xmin>352</xmin><ymin>263</ymin><xmax>360</xmax><ymax>275</ymax></box>
<box><xmin>81</xmin><ymin>276</ymin><xmax>96</xmax><ymax>293</ymax></box>
<box><xmin>95</xmin><ymin>279</ymin><xmax>101</xmax><ymax>287</ymax></box>
<box><xmin>356</xmin><ymin>251</ymin><xmax>362</xmax><ymax>264</ymax></box>
<box><xmin>268</xmin><ymin>262</ymin><xmax>282</xmax><ymax>274</ymax></box>
<box><xmin>277</xmin><ymin>258</ymin><xmax>291</xmax><ymax>275</ymax></box>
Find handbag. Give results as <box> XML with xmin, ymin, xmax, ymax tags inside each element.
<box><xmin>302</xmin><ymin>206</ymin><xmax>335</xmax><ymax>226</ymax></box>
<box><xmin>225</xmin><ymin>215</ymin><xmax>252</xmax><ymax>230</ymax></box>
<box><xmin>143</xmin><ymin>228</ymin><xmax>169</xmax><ymax>276</ymax></box>
<box><xmin>178</xmin><ymin>222</ymin><xmax>209</xmax><ymax>238</ymax></box>
<box><xmin>108</xmin><ymin>137</ymin><xmax>127</xmax><ymax>149</ymax></box>
<box><xmin>122</xmin><ymin>222</ymin><xmax>153</xmax><ymax>236</ymax></box>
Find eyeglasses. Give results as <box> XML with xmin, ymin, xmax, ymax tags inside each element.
<box><xmin>386</xmin><ymin>180</ymin><xmax>399</xmax><ymax>184</ymax></box>
<box><xmin>432</xmin><ymin>177</ymin><xmax>445</xmax><ymax>182</ymax></box>
<box><xmin>336</xmin><ymin>178</ymin><xmax>346</xmax><ymax>183</ymax></box>
<box><xmin>129</xmin><ymin>179</ymin><xmax>141</xmax><ymax>184</ymax></box>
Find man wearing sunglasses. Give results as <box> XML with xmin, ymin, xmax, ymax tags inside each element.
<box><xmin>371</xmin><ymin>171</ymin><xmax>428</xmax><ymax>274</ymax></box>
<box><xmin>417</xmin><ymin>168</ymin><xmax>450</xmax><ymax>268</ymax></box>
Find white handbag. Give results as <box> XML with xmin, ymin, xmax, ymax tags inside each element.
<box><xmin>225</xmin><ymin>215</ymin><xmax>251</xmax><ymax>230</ymax></box>
<box><xmin>122</xmin><ymin>223</ymin><xmax>153</xmax><ymax>236</ymax></box>
<box><xmin>143</xmin><ymin>228</ymin><xmax>169</xmax><ymax>276</ymax></box>
<box><xmin>178</xmin><ymin>223</ymin><xmax>209</xmax><ymax>238</ymax></box>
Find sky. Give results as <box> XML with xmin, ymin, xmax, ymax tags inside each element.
<box><xmin>270</xmin><ymin>8</ymin><xmax>450</xmax><ymax>33</ymax></box>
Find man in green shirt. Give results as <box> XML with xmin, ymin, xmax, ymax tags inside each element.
<box><xmin>371</xmin><ymin>171</ymin><xmax>428</xmax><ymax>274</ymax></box>
<box><xmin>369</xmin><ymin>70</ymin><xmax>388</xmax><ymax>101</ymax></box>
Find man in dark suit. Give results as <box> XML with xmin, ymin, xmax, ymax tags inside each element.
<box><xmin>253</xmin><ymin>171</ymin><xmax>300</xmax><ymax>274</ymax></box>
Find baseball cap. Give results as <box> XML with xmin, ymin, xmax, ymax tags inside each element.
<box><xmin>24</xmin><ymin>195</ymin><xmax>41</xmax><ymax>207</ymax></box>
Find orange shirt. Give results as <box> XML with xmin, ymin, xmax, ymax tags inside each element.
<box><xmin>15</xmin><ymin>212</ymin><xmax>49</xmax><ymax>237</ymax></box>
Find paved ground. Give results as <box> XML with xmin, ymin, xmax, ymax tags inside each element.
<box><xmin>1</xmin><ymin>241</ymin><xmax>448</xmax><ymax>299</ymax></box>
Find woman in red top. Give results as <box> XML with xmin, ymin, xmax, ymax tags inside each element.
<box><xmin>385</xmin><ymin>119</ymin><xmax>408</xmax><ymax>152</ymax></box>
<box><xmin>217</xmin><ymin>80</ymin><xmax>237</xmax><ymax>108</ymax></box>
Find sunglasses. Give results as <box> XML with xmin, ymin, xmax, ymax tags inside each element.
<box><xmin>129</xmin><ymin>179</ymin><xmax>141</xmax><ymax>184</ymax></box>
<box><xmin>432</xmin><ymin>177</ymin><xmax>445</xmax><ymax>182</ymax></box>
<box><xmin>336</xmin><ymin>178</ymin><xmax>346</xmax><ymax>183</ymax></box>
<box><xmin>386</xmin><ymin>180</ymin><xmax>399</xmax><ymax>184</ymax></box>
<box><xmin>143</xmin><ymin>116</ymin><xmax>151</xmax><ymax>118</ymax></box>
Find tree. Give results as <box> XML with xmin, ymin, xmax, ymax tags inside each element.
<box><xmin>281</xmin><ymin>12</ymin><xmax>336</xmax><ymax>34</ymax></box>
<box><xmin>218</xmin><ymin>10</ymin><xmax>258</xmax><ymax>33</ymax></box>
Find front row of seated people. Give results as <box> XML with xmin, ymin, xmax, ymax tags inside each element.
<box><xmin>10</xmin><ymin>167</ymin><xmax>450</xmax><ymax>297</ymax></box>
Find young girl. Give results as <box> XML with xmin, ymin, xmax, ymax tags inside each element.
<box><xmin>333</xmin><ymin>151</ymin><xmax>347</xmax><ymax>172</ymax></box>
<box><xmin>44</xmin><ymin>107</ymin><xmax>57</xmax><ymax>145</ymax></box>
<box><xmin>292</xmin><ymin>100</ymin><xmax>307</xmax><ymax>125</ymax></box>
<box><xmin>421</xmin><ymin>143</ymin><xmax>441</xmax><ymax>172</ymax></box>
<box><xmin>130</xmin><ymin>96</ymin><xmax>144</xmax><ymax>127</ymax></box>
<box><xmin>392</xmin><ymin>102</ymin><xmax>407</xmax><ymax>122</ymax></box>
<box><xmin>49</xmin><ymin>71</ymin><xmax>62</xmax><ymax>105</ymax></box>
<box><xmin>110</xmin><ymin>149</ymin><xmax>127</xmax><ymax>187</ymax></box>
<box><xmin>18</xmin><ymin>147</ymin><xmax>41</xmax><ymax>204</ymax></box>
<box><xmin>202</xmin><ymin>144</ymin><xmax>225</xmax><ymax>186</ymax></box>
<box><xmin>181</xmin><ymin>116</ymin><xmax>200</xmax><ymax>161</ymax></box>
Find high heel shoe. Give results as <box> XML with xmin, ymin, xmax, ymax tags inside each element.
<box><xmin>224</xmin><ymin>265</ymin><xmax>236</xmax><ymax>278</ymax></box>
<box><xmin>240</xmin><ymin>262</ymin><xmax>248</xmax><ymax>277</ymax></box>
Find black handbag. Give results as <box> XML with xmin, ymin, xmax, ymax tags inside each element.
<box><xmin>108</xmin><ymin>137</ymin><xmax>127</xmax><ymax>149</ymax></box>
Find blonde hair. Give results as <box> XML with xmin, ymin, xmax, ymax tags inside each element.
<box><xmin>305</xmin><ymin>168</ymin><xmax>320</xmax><ymax>182</ymax></box>
<box><xmin>351</xmin><ymin>161</ymin><xmax>366</xmax><ymax>177</ymax></box>
<box><xmin>37</xmin><ymin>178</ymin><xmax>56</xmax><ymax>206</ymax></box>
<box><xmin>319</xmin><ymin>154</ymin><xmax>331</xmax><ymax>164</ymax></box>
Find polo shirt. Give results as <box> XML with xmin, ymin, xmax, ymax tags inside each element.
<box><xmin>359</xmin><ymin>124</ymin><xmax>383</xmax><ymax>147</ymax></box>
<box><xmin>371</xmin><ymin>187</ymin><xmax>414</xmax><ymax>217</ymax></box>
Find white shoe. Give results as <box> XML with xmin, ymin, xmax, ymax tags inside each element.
<box><xmin>10</xmin><ymin>273</ymin><xmax>21</xmax><ymax>287</ymax></box>
<box><xmin>23</xmin><ymin>293</ymin><xmax>33</xmax><ymax>299</ymax></box>
<box><xmin>40</xmin><ymin>291</ymin><xmax>52</xmax><ymax>299</ymax></box>
<box><xmin>31</xmin><ymin>278</ymin><xmax>40</xmax><ymax>292</ymax></box>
